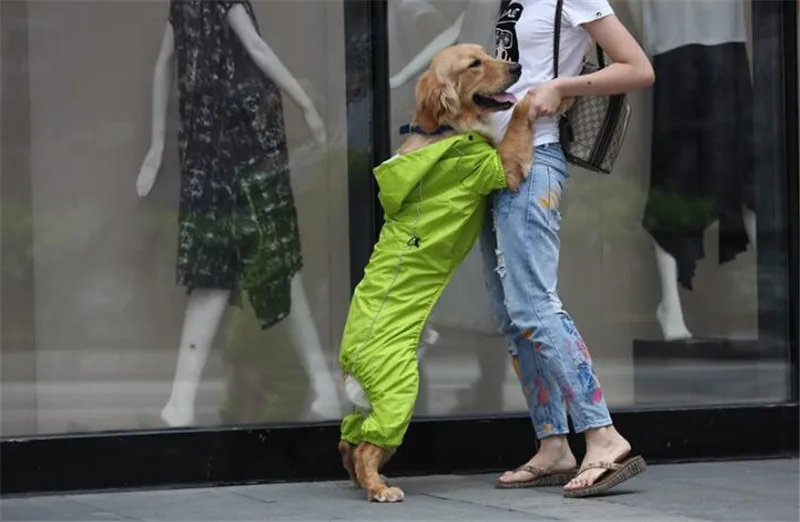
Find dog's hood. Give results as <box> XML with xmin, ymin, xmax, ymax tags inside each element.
<box><xmin>374</xmin><ymin>133</ymin><xmax>496</xmax><ymax>216</ymax></box>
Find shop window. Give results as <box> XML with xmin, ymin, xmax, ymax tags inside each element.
<box><xmin>0</xmin><ymin>0</ymin><xmax>367</xmax><ymax>435</ymax></box>
<box><xmin>387</xmin><ymin>0</ymin><xmax>793</xmax><ymax>415</ymax></box>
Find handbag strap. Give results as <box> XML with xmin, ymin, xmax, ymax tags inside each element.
<box><xmin>553</xmin><ymin>0</ymin><xmax>605</xmax><ymax>79</ymax></box>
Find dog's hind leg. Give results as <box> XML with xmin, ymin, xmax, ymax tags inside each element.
<box><xmin>353</xmin><ymin>394</ymin><xmax>412</xmax><ymax>502</ymax></box>
<box><xmin>338</xmin><ymin>440</ymin><xmax>360</xmax><ymax>486</ymax></box>
<box><xmin>354</xmin><ymin>442</ymin><xmax>405</xmax><ymax>502</ymax></box>
<box><xmin>340</xmin><ymin>410</ymin><xmax>395</xmax><ymax>489</ymax></box>
<box><xmin>340</xmin><ymin>439</ymin><xmax>394</xmax><ymax>488</ymax></box>
<box><xmin>348</xmin><ymin>344</ymin><xmax>418</xmax><ymax>501</ymax></box>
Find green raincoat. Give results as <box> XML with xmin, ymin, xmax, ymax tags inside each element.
<box><xmin>339</xmin><ymin>132</ymin><xmax>507</xmax><ymax>449</ymax></box>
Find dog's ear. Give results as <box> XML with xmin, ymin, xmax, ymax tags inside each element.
<box><xmin>414</xmin><ymin>70</ymin><xmax>460</xmax><ymax>133</ymax></box>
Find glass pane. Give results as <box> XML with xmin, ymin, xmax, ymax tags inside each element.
<box><xmin>0</xmin><ymin>0</ymin><xmax>368</xmax><ymax>436</ymax></box>
<box><xmin>386</xmin><ymin>0</ymin><xmax>792</xmax><ymax>417</ymax></box>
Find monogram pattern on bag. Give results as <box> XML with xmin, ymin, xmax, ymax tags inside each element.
<box><xmin>600</xmin><ymin>104</ymin><xmax>632</xmax><ymax>172</ymax></box>
<box><xmin>562</xmin><ymin>63</ymin><xmax>631</xmax><ymax>174</ymax></box>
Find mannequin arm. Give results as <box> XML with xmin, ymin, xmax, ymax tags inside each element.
<box><xmin>151</xmin><ymin>24</ymin><xmax>174</xmax><ymax>147</ymax></box>
<box><xmin>389</xmin><ymin>12</ymin><xmax>465</xmax><ymax>90</ymax></box>
<box><xmin>399</xmin><ymin>0</ymin><xmax>441</xmax><ymax>21</ymax></box>
<box><xmin>136</xmin><ymin>23</ymin><xmax>174</xmax><ymax>197</ymax></box>
<box><xmin>227</xmin><ymin>6</ymin><xmax>315</xmax><ymax>116</ymax></box>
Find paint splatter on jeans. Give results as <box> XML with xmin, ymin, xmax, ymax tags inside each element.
<box><xmin>480</xmin><ymin>143</ymin><xmax>612</xmax><ymax>439</ymax></box>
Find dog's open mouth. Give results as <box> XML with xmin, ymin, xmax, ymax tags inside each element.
<box><xmin>473</xmin><ymin>91</ymin><xmax>518</xmax><ymax>111</ymax></box>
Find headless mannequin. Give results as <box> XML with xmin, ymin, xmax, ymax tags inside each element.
<box><xmin>642</xmin><ymin>0</ymin><xmax>756</xmax><ymax>341</ymax></box>
<box><xmin>137</xmin><ymin>6</ymin><xmax>341</xmax><ymax>427</ymax></box>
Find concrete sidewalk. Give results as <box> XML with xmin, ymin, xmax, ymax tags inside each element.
<box><xmin>2</xmin><ymin>459</ymin><xmax>797</xmax><ymax>521</ymax></box>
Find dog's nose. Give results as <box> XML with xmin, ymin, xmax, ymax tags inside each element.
<box><xmin>508</xmin><ymin>63</ymin><xmax>522</xmax><ymax>74</ymax></box>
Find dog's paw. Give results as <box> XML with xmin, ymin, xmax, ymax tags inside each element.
<box><xmin>505</xmin><ymin>167</ymin><xmax>523</xmax><ymax>191</ymax></box>
<box><xmin>356</xmin><ymin>475</ymin><xmax>390</xmax><ymax>489</ymax></box>
<box><xmin>516</xmin><ymin>91</ymin><xmax>535</xmax><ymax>123</ymax></box>
<box><xmin>369</xmin><ymin>486</ymin><xmax>405</xmax><ymax>503</ymax></box>
<box><xmin>521</xmin><ymin>160</ymin><xmax>533</xmax><ymax>179</ymax></box>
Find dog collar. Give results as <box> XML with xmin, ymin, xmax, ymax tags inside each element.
<box><xmin>399</xmin><ymin>124</ymin><xmax>454</xmax><ymax>136</ymax></box>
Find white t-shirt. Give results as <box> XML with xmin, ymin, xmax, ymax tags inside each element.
<box><xmin>491</xmin><ymin>0</ymin><xmax>614</xmax><ymax>146</ymax></box>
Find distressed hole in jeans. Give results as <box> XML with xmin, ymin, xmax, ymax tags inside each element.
<box><xmin>494</xmin><ymin>248</ymin><xmax>506</xmax><ymax>278</ymax></box>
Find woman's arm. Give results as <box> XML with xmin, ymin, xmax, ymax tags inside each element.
<box><xmin>553</xmin><ymin>14</ymin><xmax>655</xmax><ymax>97</ymax></box>
<box><xmin>529</xmin><ymin>14</ymin><xmax>654</xmax><ymax>117</ymax></box>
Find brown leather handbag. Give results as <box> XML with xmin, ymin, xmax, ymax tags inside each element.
<box><xmin>553</xmin><ymin>0</ymin><xmax>632</xmax><ymax>174</ymax></box>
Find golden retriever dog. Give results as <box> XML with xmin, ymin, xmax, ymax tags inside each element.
<box><xmin>397</xmin><ymin>43</ymin><xmax>535</xmax><ymax>189</ymax></box>
<box><xmin>338</xmin><ymin>43</ymin><xmax>564</xmax><ymax>502</ymax></box>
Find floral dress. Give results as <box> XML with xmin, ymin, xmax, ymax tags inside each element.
<box><xmin>169</xmin><ymin>0</ymin><xmax>303</xmax><ymax>329</ymax></box>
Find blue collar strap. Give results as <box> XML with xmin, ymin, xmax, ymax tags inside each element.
<box><xmin>399</xmin><ymin>124</ymin><xmax>454</xmax><ymax>136</ymax></box>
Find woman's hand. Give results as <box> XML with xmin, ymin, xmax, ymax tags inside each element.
<box><xmin>527</xmin><ymin>82</ymin><xmax>564</xmax><ymax>118</ymax></box>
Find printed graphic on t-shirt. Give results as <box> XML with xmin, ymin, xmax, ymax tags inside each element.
<box><xmin>495</xmin><ymin>1</ymin><xmax>524</xmax><ymax>63</ymax></box>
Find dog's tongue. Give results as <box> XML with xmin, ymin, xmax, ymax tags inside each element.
<box><xmin>490</xmin><ymin>92</ymin><xmax>517</xmax><ymax>104</ymax></box>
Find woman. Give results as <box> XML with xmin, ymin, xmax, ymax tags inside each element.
<box><xmin>481</xmin><ymin>0</ymin><xmax>655</xmax><ymax>497</ymax></box>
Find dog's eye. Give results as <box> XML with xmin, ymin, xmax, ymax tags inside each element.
<box><xmin>468</xmin><ymin>59</ymin><xmax>482</xmax><ymax>68</ymax></box>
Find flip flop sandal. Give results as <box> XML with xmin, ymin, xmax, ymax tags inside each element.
<box><xmin>562</xmin><ymin>455</ymin><xmax>647</xmax><ymax>498</ymax></box>
<box><xmin>494</xmin><ymin>464</ymin><xmax>578</xmax><ymax>489</ymax></box>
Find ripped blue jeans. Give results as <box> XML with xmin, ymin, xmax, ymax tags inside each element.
<box><xmin>480</xmin><ymin>143</ymin><xmax>612</xmax><ymax>439</ymax></box>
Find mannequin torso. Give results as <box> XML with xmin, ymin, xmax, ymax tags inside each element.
<box><xmin>171</xmin><ymin>0</ymin><xmax>286</xmax><ymax>178</ymax></box>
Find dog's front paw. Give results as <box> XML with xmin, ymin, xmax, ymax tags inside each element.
<box><xmin>516</xmin><ymin>92</ymin><xmax>537</xmax><ymax>127</ymax></box>
<box><xmin>521</xmin><ymin>160</ymin><xmax>533</xmax><ymax>179</ymax></box>
<box><xmin>369</xmin><ymin>486</ymin><xmax>405</xmax><ymax>503</ymax></box>
<box><xmin>505</xmin><ymin>167</ymin><xmax>523</xmax><ymax>191</ymax></box>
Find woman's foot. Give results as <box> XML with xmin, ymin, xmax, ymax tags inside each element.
<box><xmin>496</xmin><ymin>436</ymin><xmax>577</xmax><ymax>487</ymax></box>
<box><xmin>563</xmin><ymin>426</ymin><xmax>631</xmax><ymax>492</ymax></box>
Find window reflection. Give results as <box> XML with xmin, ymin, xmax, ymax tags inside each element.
<box><xmin>0</xmin><ymin>0</ymin><xmax>358</xmax><ymax>435</ymax></box>
<box><xmin>387</xmin><ymin>0</ymin><xmax>791</xmax><ymax>416</ymax></box>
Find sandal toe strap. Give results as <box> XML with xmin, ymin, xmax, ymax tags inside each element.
<box><xmin>516</xmin><ymin>464</ymin><xmax>547</xmax><ymax>477</ymax></box>
<box><xmin>577</xmin><ymin>461</ymin><xmax>623</xmax><ymax>474</ymax></box>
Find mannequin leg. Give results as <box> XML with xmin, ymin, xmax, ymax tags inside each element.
<box><xmin>652</xmin><ymin>240</ymin><xmax>693</xmax><ymax>341</ymax></box>
<box><xmin>285</xmin><ymin>274</ymin><xmax>343</xmax><ymax>419</ymax></box>
<box><xmin>161</xmin><ymin>289</ymin><xmax>230</xmax><ymax>427</ymax></box>
<box><xmin>743</xmin><ymin>206</ymin><xmax>757</xmax><ymax>249</ymax></box>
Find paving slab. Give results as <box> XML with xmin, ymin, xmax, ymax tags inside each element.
<box><xmin>1</xmin><ymin>459</ymin><xmax>797</xmax><ymax>521</ymax></box>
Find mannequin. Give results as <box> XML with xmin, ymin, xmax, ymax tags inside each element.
<box><xmin>137</xmin><ymin>1</ymin><xmax>341</xmax><ymax>427</ymax></box>
<box><xmin>641</xmin><ymin>0</ymin><xmax>756</xmax><ymax>341</ymax></box>
<box><xmin>389</xmin><ymin>0</ymin><xmax>502</xmax><ymax>90</ymax></box>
